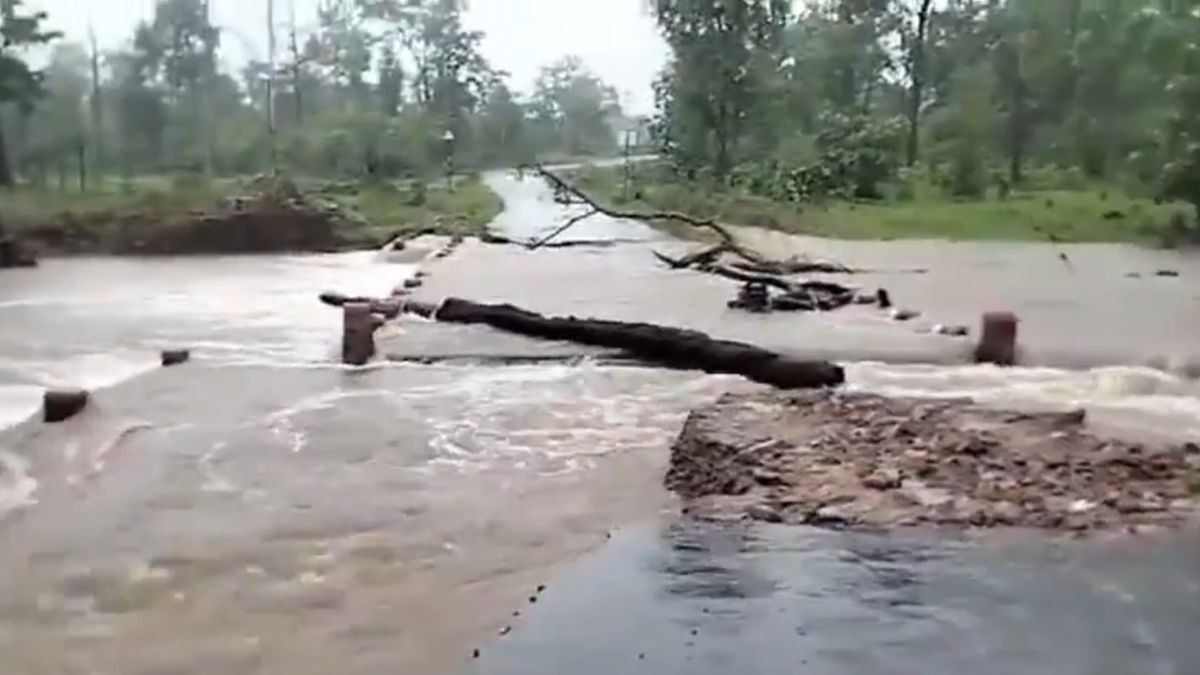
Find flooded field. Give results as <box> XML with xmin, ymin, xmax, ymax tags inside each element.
<box><xmin>0</xmin><ymin>169</ymin><xmax>1196</xmax><ymax>673</ymax></box>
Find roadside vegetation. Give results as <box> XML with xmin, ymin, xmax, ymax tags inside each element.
<box><xmin>633</xmin><ymin>0</ymin><xmax>1200</xmax><ymax>247</ymax></box>
<box><xmin>0</xmin><ymin>0</ymin><xmax>639</xmax><ymax>253</ymax></box>
<box><xmin>3</xmin><ymin>172</ymin><xmax>502</xmax><ymax>252</ymax></box>
<box><xmin>575</xmin><ymin>161</ymin><xmax>1191</xmax><ymax>245</ymax></box>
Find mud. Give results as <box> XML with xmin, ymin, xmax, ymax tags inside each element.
<box><xmin>0</xmin><ymin>237</ymin><xmax>37</xmax><ymax>268</ymax></box>
<box><xmin>668</xmin><ymin>390</ymin><xmax>1200</xmax><ymax>533</ymax></box>
<box><xmin>12</xmin><ymin>190</ymin><xmax>363</xmax><ymax>257</ymax></box>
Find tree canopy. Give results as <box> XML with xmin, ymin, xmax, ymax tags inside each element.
<box><xmin>646</xmin><ymin>0</ymin><xmax>1200</xmax><ymax>226</ymax></box>
<box><xmin>0</xmin><ymin>0</ymin><xmax>628</xmax><ymax>185</ymax></box>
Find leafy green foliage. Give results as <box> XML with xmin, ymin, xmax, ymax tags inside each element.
<box><xmin>1159</xmin><ymin>0</ymin><xmax>1200</xmax><ymax>233</ymax></box>
<box><xmin>530</xmin><ymin>57</ymin><xmax>621</xmax><ymax>157</ymax></box>
<box><xmin>1</xmin><ymin>0</ymin><xmax>626</xmax><ymax>188</ymax></box>
<box><xmin>644</xmin><ymin>0</ymin><xmax>1200</xmax><ymax>242</ymax></box>
<box><xmin>0</xmin><ymin>0</ymin><xmax>61</xmax><ymax>185</ymax></box>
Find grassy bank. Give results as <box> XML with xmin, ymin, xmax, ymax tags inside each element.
<box><xmin>2</xmin><ymin>173</ymin><xmax>504</xmax><ymax>253</ymax></box>
<box><xmin>573</xmin><ymin>164</ymin><xmax>1194</xmax><ymax>246</ymax></box>
<box><xmin>320</xmin><ymin>175</ymin><xmax>503</xmax><ymax>244</ymax></box>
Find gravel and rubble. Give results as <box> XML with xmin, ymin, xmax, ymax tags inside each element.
<box><xmin>667</xmin><ymin>390</ymin><xmax>1200</xmax><ymax>533</ymax></box>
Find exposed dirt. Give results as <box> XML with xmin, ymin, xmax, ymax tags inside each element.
<box><xmin>11</xmin><ymin>183</ymin><xmax>369</xmax><ymax>257</ymax></box>
<box><xmin>0</xmin><ymin>237</ymin><xmax>37</xmax><ymax>267</ymax></box>
<box><xmin>668</xmin><ymin>390</ymin><xmax>1200</xmax><ymax>533</ymax></box>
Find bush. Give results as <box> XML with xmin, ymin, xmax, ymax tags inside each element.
<box><xmin>949</xmin><ymin>145</ymin><xmax>987</xmax><ymax>198</ymax></box>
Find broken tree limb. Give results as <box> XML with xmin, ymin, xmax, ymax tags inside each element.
<box><xmin>530</xmin><ymin>164</ymin><xmax>741</xmax><ymax>248</ymax></box>
<box><xmin>527</xmin><ymin>207</ymin><xmax>601</xmax><ymax>249</ymax></box>
<box><xmin>419</xmin><ymin>297</ymin><xmax>845</xmax><ymax>389</ymax></box>
<box><xmin>729</xmin><ymin>257</ymin><xmax>855</xmax><ymax>275</ymax></box>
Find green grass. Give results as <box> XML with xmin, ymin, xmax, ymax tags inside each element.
<box><xmin>574</xmin><ymin>166</ymin><xmax>1193</xmax><ymax>245</ymax></box>
<box><xmin>3</xmin><ymin>179</ymin><xmax>228</xmax><ymax>228</ymax></box>
<box><xmin>326</xmin><ymin>176</ymin><xmax>503</xmax><ymax>243</ymax></box>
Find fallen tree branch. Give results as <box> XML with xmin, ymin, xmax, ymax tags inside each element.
<box><xmin>528</xmin><ymin>207</ymin><xmax>600</xmax><ymax>249</ymax></box>
<box><xmin>730</xmin><ymin>257</ymin><xmax>855</xmax><ymax>275</ymax></box>
<box><xmin>530</xmin><ymin>164</ymin><xmax>741</xmax><ymax>248</ymax></box>
<box><xmin>652</xmin><ymin>243</ymin><xmax>734</xmax><ymax>270</ymax></box>
<box><xmin>528</xmin><ymin>165</ymin><xmax>866</xmax><ymax>280</ymax></box>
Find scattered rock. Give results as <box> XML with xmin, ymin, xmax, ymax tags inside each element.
<box><xmin>1155</xmin><ymin>269</ymin><xmax>1181</xmax><ymax>278</ymax></box>
<box><xmin>43</xmin><ymin>390</ymin><xmax>89</xmax><ymax>423</ymax></box>
<box><xmin>890</xmin><ymin>308</ymin><xmax>920</xmax><ymax>322</ymax></box>
<box><xmin>1126</xmin><ymin>272</ymin><xmax>1143</xmax><ymax>279</ymax></box>
<box><xmin>499</xmin><ymin>626</ymin><xmax>512</xmax><ymax>637</ymax></box>
<box><xmin>934</xmin><ymin>324</ymin><xmax>970</xmax><ymax>337</ymax></box>
<box><xmin>403</xmin><ymin>277</ymin><xmax>423</xmax><ymax>289</ymax></box>
<box><xmin>473</xmin><ymin>649</ymin><xmax>480</xmax><ymax>659</ymax></box>
<box><xmin>861</xmin><ymin>468</ymin><xmax>902</xmax><ymax>490</ymax></box>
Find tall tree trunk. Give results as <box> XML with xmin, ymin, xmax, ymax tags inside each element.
<box><xmin>1008</xmin><ymin>73</ymin><xmax>1025</xmax><ymax>184</ymax></box>
<box><xmin>0</xmin><ymin>123</ymin><xmax>13</xmax><ymax>188</ymax></box>
<box><xmin>713</xmin><ymin>104</ymin><xmax>731</xmax><ymax>183</ymax></box>
<box><xmin>88</xmin><ymin>25</ymin><xmax>105</xmax><ymax>179</ymax></box>
<box><xmin>906</xmin><ymin>0</ymin><xmax>934</xmax><ymax>166</ymax></box>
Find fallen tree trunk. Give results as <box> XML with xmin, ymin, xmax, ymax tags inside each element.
<box><xmin>428</xmin><ymin>297</ymin><xmax>845</xmax><ymax>389</ymax></box>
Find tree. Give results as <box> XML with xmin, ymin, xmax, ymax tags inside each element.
<box><xmin>0</xmin><ymin>0</ymin><xmax>61</xmax><ymax>185</ymax></box>
<box><xmin>24</xmin><ymin>43</ymin><xmax>90</xmax><ymax>184</ymax></box>
<box><xmin>904</xmin><ymin>0</ymin><xmax>934</xmax><ymax>166</ymax></box>
<box><xmin>648</xmin><ymin>0</ymin><xmax>791</xmax><ymax>180</ymax></box>
<box><xmin>532</xmin><ymin>56</ymin><xmax>621</xmax><ymax>156</ymax></box>
<box><xmin>477</xmin><ymin>82</ymin><xmax>529</xmax><ymax>164</ymax></box>
<box><xmin>1160</xmin><ymin>0</ymin><xmax>1200</xmax><ymax>227</ymax></box>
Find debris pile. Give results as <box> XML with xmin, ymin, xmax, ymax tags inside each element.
<box><xmin>669</xmin><ymin>390</ymin><xmax>1200</xmax><ymax>533</ymax></box>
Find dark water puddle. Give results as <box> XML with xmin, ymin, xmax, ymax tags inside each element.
<box><xmin>468</xmin><ymin>519</ymin><xmax>1200</xmax><ymax>675</ymax></box>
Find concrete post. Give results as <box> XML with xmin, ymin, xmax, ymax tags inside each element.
<box><xmin>975</xmin><ymin>312</ymin><xmax>1019</xmax><ymax>366</ymax></box>
<box><xmin>342</xmin><ymin>302</ymin><xmax>378</xmax><ymax>366</ymax></box>
<box><xmin>161</xmin><ymin>349</ymin><xmax>191</xmax><ymax>366</ymax></box>
<box><xmin>44</xmin><ymin>390</ymin><xmax>89</xmax><ymax>423</ymax></box>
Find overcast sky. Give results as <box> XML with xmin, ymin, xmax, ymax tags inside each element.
<box><xmin>26</xmin><ymin>0</ymin><xmax>670</xmax><ymax>113</ymax></box>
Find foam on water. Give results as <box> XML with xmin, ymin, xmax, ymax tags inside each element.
<box><xmin>0</xmin><ymin>385</ymin><xmax>43</xmax><ymax>431</ymax></box>
<box><xmin>0</xmin><ymin>450</ymin><xmax>37</xmax><ymax>517</ymax></box>
<box><xmin>848</xmin><ymin>362</ymin><xmax>1200</xmax><ymax>439</ymax></box>
<box><xmin>0</xmin><ymin>254</ymin><xmax>416</xmax><ymax>433</ymax></box>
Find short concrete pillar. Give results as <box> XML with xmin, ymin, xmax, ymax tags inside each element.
<box><xmin>342</xmin><ymin>302</ymin><xmax>378</xmax><ymax>366</ymax></box>
<box><xmin>161</xmin><ymin>349</ymin><xmax>190</xmax><ymax>367</ymax></box>
<box><xmin>44</xmin><ymin>390</ymin><xmax>89</xmax><ymax>423</ymax></box>
<box><xmin>975</xmin><ymin>312</ymin><xmax>1019</xmax><ymax>366</ymax></box>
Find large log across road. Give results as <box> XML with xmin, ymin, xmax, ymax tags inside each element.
<box><xmin>428</xmin><ymin>298</ymin><xmax>845</xmax><ymax>389</ymax></box>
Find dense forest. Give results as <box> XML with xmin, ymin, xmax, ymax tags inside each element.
<box><xmin>0</xmin><ymin>0</ymin><xmax>635</xmax><ymax>187</ymax></box>
<box><xmin>644</xmin><ymin>0</ymin><xmax>1200</xmax><ymax>236</ymax></box>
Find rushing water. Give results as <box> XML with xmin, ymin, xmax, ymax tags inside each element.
<box><xmin>0</xmin><ymin>169</ymin><xmax>1197</xmax><ymax>674</ymax></box>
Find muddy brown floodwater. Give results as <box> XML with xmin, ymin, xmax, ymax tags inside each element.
<box><xmin>0</xmin><ymin>168</ymin><xmax>1197</xmax><ymax>674</ymax></box>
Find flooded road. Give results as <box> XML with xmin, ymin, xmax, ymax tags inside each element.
<box><xmin>474</xmin><ymin>522</ymin><xmax>1200</xmax><ymax>675</ymax></box>
<box><xmin>0</xmin><ymin>168</ymin><xmax>1197</xmax><ymax>674</ymax></box>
